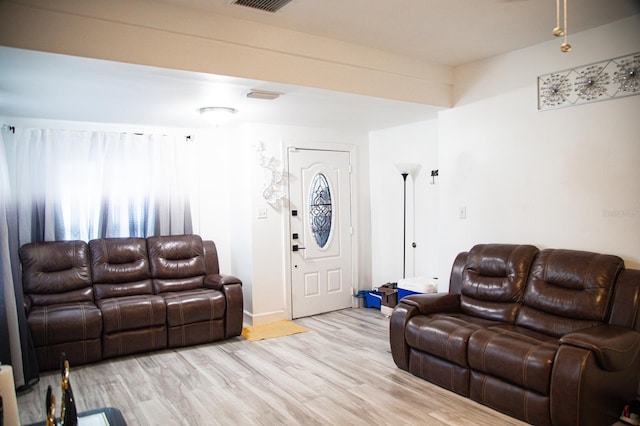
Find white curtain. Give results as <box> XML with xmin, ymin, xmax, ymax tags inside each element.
<box><xmin>0</xmin><ymin>127</ymin><xmax>195</xmax><ymax>386</ymax></box>
<box><xmin>1</xmin><ymin>126</ymin><xmax>37</xmax><ymax>387</ymax></box>
<box><xmin>3</xmin><ymin>128</ymin><xmax>194</xmax><ymax>243</ymax></box>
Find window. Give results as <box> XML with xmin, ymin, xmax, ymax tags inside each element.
<box><xmin>309</xmin><ymin>173</ymin><xmax>332</xmax><ymax>248</ymax></box>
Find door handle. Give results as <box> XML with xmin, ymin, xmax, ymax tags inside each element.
<box><xmin>292</xmin><ymin>245</ymin><xmax>306</xmax><ymax>252</ymax></box>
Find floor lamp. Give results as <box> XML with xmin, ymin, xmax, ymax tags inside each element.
<box><xmin>395</xmin><ymin>163</ymin><xmax>421</xmax><ymax>279</ymax></box>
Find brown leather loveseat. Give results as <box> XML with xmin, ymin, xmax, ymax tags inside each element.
<box><xmin>20</xmin><ymin>234</ymin><xmax>243</xmax><ymax>371</ymax></box>
<box><xmin>390</xmin><ymin>244</ymin><xmax>640</xmax><ymax>425</ymax></box>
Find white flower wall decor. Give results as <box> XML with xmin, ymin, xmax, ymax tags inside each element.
<box><xmin>253</xmin><ymin>142</ymin><xmax>287</xmax><ymax>205</ymax></box>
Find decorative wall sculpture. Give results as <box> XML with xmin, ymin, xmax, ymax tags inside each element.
<box><xmin>538</xmin><ymin>52</ymin><xmax>639</xmax><ymax>111</ymax></box>
<box><xmin>253</xmin><ymin>142</ymin><xmax>287</xmax><ymax>205</ymax></box>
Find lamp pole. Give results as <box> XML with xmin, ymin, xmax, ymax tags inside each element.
<box><xmin>401</xmin><ymin>172</ymin><xmax>408</xmax><ymax>279</ymax></box>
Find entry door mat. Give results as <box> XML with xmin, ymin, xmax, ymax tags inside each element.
<box><xmin>241</xmin><ymin>320</ymin><xmax>309</xmax><ymax>342</ymax></box>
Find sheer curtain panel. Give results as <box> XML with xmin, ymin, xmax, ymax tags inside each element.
<box><xmin>0</xmin><ymin>126</ymin><xmax>39</xmax><ymax>388</ymax></box>
<box><xmin>3</xmin><ymin>129</ymin><xmax>194</xmax><ymax>244</ymax></box>
<box><xmin>1</xmin><ymin>127</ymin><xmax>195</xmax><ymax>387</ymax></box>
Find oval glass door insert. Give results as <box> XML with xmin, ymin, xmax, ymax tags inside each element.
<box><xmin>309</xmin><ymin>173</ymin><xmax>332</xmax><ymax>248</ymax></box>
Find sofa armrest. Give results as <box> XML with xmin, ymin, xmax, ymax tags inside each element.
<box><xmin>560</xmin><ymin>325</ymin><xmax>640</xmax><ymax>371</ymax></box>
<box><xmin>204</xmin><ymin>273</ymin><xmax>242</xmax><ymax>290</ymax></box>
<box><xmin>609</xmin><ymin>269</ymin><xmax>640</xmax><ymax>331</ymax></box>
<box><xmin>390</xmin><ymin>293</ymin><xmax>461</xmax><ymax>371</ymax></box>
<box><xmin>204</xmin><ymin>274</ymin><xmax>243</xmax><ymax>338</ymax></box>
<box><xmin>400</xmin><ymin>292</ymin><xmax>461</xmax><ymax>315</ymax></box>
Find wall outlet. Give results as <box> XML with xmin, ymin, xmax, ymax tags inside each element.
<box><xmin>257</xmin><ymin>207</ymin><xmax>268</xmax><ymax>219</ymax></box>
<box><xmin>458</xmin><ymin>206</ymin><xmax>467</xmax><ymax>220</ymax></box>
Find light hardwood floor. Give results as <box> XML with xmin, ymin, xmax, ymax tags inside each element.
<box><xmin>17</xmin><ymin>308</ymin><xmax>527</xmax><ymax>425</ymax></box>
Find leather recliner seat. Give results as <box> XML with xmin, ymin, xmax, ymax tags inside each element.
<box><xmin>20</xmin><ymin>234</ymin><xmax>243</xmax><ymax>371</ymax></box>
<box><xmin>390</xmin><ymin>244</ymin><xmax>640</xmax><ymax>426</ymax></box>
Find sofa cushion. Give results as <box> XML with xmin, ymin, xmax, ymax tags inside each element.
<box><xmin>460</xmin><ymin>244</ymin><xmax>538</xmax><ymax>323</ymax></box>
<box><xmin>516</xmin><ymin>249</ymin><xmax>624</xmax><ymax>337</ymax></box>
<box><xmin>147</xmin><ymin>235</ymin><xmax>207</xmax><ymax>293</ymax></box>
<box><xmin>406</xmin><ymin>313</ymin><xmax>501</xmax><ymax>367</ymax></box>
<box><xmin>89</xmin><ymin>237</ymin><xmax>153</xmax><ymax>300</ymax></box>
<box><xmin>163</xmin><ymin>289</ymin><xmax>226</xmax><ymax>326</ymax></box>
<box><xmin>28</xmin><ymin>302</ymin><xmax>102</xmax><ymax>346</ymax></box>
<box><xmin>20</xmin><ymin>240</ymin><xmax>94</xmax><ymax>306</ymax></box>
<box><xmin>468</xmin><ymin>325</ymin><xmax>558</xmax><ymax>395</ymax></box>
<box><xmin>97</xmin><ymin>295</ymin><xmax>166</xmax><ymax>333</ymax></box>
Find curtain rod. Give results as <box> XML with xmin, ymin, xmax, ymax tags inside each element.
<box><xmin>1</xmin><ymin>124</ymin><xmax>16</xmax><ymax>134</ymax></box>
<box><xmin>2</xmin><ymin>124</ymin><xmax>191</xmax><ymax>139</ymax></box>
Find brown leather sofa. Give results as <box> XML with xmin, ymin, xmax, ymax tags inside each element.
<box><xmin>390</xmin><ymin>244</ymin><xmax>640</xmax><ymax>426</ymax></box>
<box><xmin>20</xmin><ymin>234</ymin><xmax>243</xmax><ymax>371</ymax></box>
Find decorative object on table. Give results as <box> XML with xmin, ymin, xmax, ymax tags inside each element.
<box><xmin>45</xmin><ymin>386</ymin><xmax>55</xmax><ymax>426</ymax></box>
<box><xmin>538</xmin><ymin>52</ymin><xmax>640</xmax><ymax>111</ymax></box>
<box><xmin>59</xmin><ymin>354</ymin><xmax>77</xmax><ymax>426</ymax></box>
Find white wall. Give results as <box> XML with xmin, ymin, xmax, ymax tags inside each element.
<box><xmin>369</xmin><ymin>120</ymin><xmax>439</xmax><ymax>287</ymax></box>
<box><xmin>437</xmin><ymin>15</ymin><xmax>640</xmax><ymax>284</ymax></box>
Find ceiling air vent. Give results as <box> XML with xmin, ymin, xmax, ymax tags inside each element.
<box><xmin>231</xmin><ymin>0</ymin><xmax>293</xmax><ymax>13</ymax></box>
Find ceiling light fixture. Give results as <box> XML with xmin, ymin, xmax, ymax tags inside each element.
<box><xmin>553</xmin><ymin>0</ymin><xmax>571</xmax><ymax>52</ymax></box>
<box><xmin>246</xmin><ymin>89</ymin><xmax>283</xmax><ymax>100</ymax></box>
<box><xmin>198</xmin><ymin>107</ymin><xmax>237</xmax><ymax>126</ymax></box>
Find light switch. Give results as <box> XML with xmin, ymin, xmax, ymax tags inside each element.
<box><xmin>257</xmin><ymin>208</ymin><xmax>267</xmax><ymax>219</ymax></box>
<box><xmin>459</xmin><ymin>206</ymin><xmax>467</xmax><ymax>220</ymax></box>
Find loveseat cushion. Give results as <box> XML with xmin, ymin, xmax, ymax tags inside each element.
<box><xmin>468</xmin><ymin>325</ymin><xmax>558</xmax><ymax>395</ymax></box>
<box><xmin>28</xmin><ymin>302</ymin><xmax>102</xmax><ymax>346</ymax></box>
<box><xmin>460</xmin><ymin>244</ymin><xmax>538</xmax><ymax>323</ymax></box>
<box><xmin>516</xmin><ymin>249</ymin><xmax>624</xmax><ymax>337</ymax></box>
<box><xmin>406</xmin><ymin>313</ymin><xmax>501</xmax><ymax>367</ymax></box>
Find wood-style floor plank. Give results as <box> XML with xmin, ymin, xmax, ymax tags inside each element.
<box><xmin>17</xmin><ymin>308</ymin><xmax>526</xmax><ymax>425</ymax></box>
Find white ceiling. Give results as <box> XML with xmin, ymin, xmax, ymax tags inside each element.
<box><xmin>157</xmin><ymin>0</ymin><xmax>640</xmax><ymax>67</ymax></box>
<box><xmin>0</xmin><ymin>0</ymin><xmax>638</xmax><ymax>132</ymax></box>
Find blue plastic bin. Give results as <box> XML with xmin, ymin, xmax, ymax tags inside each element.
<box><xmin>364</xmin><ymin>291</ymin><xmax>382</xmax><ymax>309</ymax></box>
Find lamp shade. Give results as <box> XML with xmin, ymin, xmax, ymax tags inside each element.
<box><xmin>395</xmin><ymin>163</ymin><xmax>421</xmax><ymax>179</ymax></box>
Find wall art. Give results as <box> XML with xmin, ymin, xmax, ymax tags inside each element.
<box><xmin>538</xmin><ymin>51</ymin><xmax>639</xmax><ymax>111</ymax></box>
<box><xmin>253</xmin><ymin>142</ymin><xmax>287</xmax><ymax>205</ymax></box>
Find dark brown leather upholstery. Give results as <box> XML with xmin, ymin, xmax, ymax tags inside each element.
<box><xmin>390</xmin><ymin>243</ymin><xmax>640</xmax><ymax>426</ymax></box>
<box><xmin>20</xmin><ymin>240</ymin><xmax>102</xmax><ymax>371</ymax></box>
<box><xmin>20</xmin><ymin>235</ymin><xmax>243</xmax><ymax>371</ymax></box>
<box><xmin>147</xmin><ymin>235</ymin><xmax>233</xmax><ymax>348</ymax></box>
<box><xmin>90</xmin><ymin>238</ymin><xmax>167</xmax><ymax>358</ymax></box>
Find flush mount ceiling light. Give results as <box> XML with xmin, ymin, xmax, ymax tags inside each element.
<box><xmin>246</xmin><ymin>89</ymin><xmax>283</xmax><ymax>100</ymax></box>
<box><xmin>198</xmin><ymin>107</ymin><xmax>237</xmax><ymax>126</ymax></box>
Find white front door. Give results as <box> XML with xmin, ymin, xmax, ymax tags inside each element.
<box><xmin>288</xmin><ymin>148</ymin><xmax>353</xmax><ymax>318</ymax></box>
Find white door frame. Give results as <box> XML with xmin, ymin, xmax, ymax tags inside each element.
<box><xmin>283</xmin><ymin>141</ymin><xmax>358</xmax><ymax>319</ymax></box>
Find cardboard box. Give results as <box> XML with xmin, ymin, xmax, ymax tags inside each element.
<box><xmin>375</xmin><ymin>282</ymin><xmax>398</xmax><ymax>308</ymax></box>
